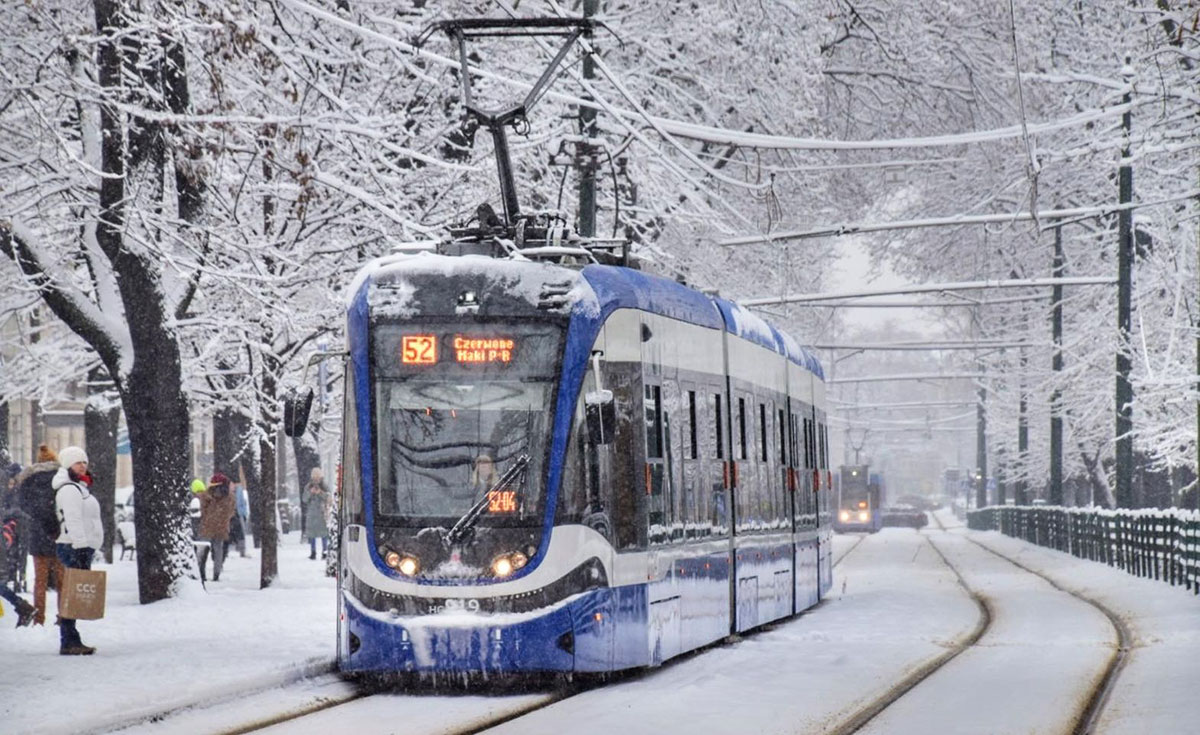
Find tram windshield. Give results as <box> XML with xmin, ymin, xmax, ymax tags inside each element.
<box><xmin>372</xmin><ymin>322</ymin><xmax>562</xmax><ymax>525</ymax></box>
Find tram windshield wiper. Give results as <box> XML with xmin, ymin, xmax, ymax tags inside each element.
<box><xmin>443</xmin><ymin>453</ymin><xmax>530</xmax><ymax>547</ymax></box>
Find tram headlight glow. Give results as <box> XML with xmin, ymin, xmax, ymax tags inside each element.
<box><xmin>383</xmin><ymin>549</ymin><xmax>420</xmax><ymax>577</ymax></box>
<box><xmin>839</xmin><ymin>510</ymin><xmax>850</xmax><ymax>522</ymax></box>
<box><xmin>491</xmin><ymin>551</ymin><xmax>529</xmax><ymax>578</ymax></box>
<box><xmin>858</xmin><ymin>511</ymin><xmax>869</xmax><ymax>522</ymax></box>
<box><xmin>397</xmin><ymin>555</ymin><xmax>421</xmax><ymax>577</ymax></box>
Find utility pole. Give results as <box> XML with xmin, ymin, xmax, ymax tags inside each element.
<box><xmin>1050</xmin><ymin>224</ymin><xmax>1064</xmax><ymax>505</ymax></box>
<box><xmin>976</xmin><ymin>378</ymin><xmax>988</xmax><ymax>508</ymax></box>
<box><xmin>1017</xmin><ymin>358</ymin><xmax>1028</xmax><ymax>505</ymax></box>
<box><xmin>1115</xmin><ymin>59</ymin><xmax>1134</xmax><ymax>509</ymax></box>
<box><xmin>577</xmin><ymin>0</ymin><xmax>599</xmax><ymax>239</ymax></box>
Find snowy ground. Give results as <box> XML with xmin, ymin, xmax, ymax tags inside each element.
<box><xmin>2</xmin><ymin>518</ymin><xmax>1197</xmax><ymax>735</ymax></box>
<box><xmin>0</xmin><ymin>532</ymin><xmax>336</xmax><ymax>735</ymax></box>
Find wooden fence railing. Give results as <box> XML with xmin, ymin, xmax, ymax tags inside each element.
<box><xmin>967</xmin><ymin>506</ymin><xmax>1200</xmax><ymax>594</ymax></box>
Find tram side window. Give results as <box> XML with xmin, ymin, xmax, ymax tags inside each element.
<box><xmin>342</xmin><ymin>366</ymin><xmax>363</xmax><ymax>522</ymax></box>
<box><xmin>738</xmin><ymin>397</ymin><xmax>747</xmax><ymax>461</ymax></box>
<box><xmin>645</xmin><ymin>385</ymin><xmax>663</xmax><ymax>459</ymax></box>
<box><xmin>778</xmin><ymin>409</ymin><xmax>787</xmax><ymax>465</ymax></box>
<box><xmin>688</xmin><ymin>390</ymin><xmax>698</xmax><ymax>460</ymax></box>
<box><xmin>714</xmin><ymin>394</ymin><xmax>724</xmax><ymax>460</ymax></box>
<box><xmin>790</xmin><ymin>413</ymin><xmax>799</xmax><ymax>469</ymax></box>
<box><xmin>758</xmin><ymin>403</ymin><xmax>768</xmax><ymax>463</ymax></box>
<box><xmin>663</xmin><ymin>379</ymin><xmax>683</xmax><ymax>541</ymax></box>
<box><xmin>818</xmin><ymin>422</ymin><xmax>827</xmax><ymax>468</ymax></box>
<box><xmin>802</xmin><ymin>417</ymin><xmax>812</xmax><ymax>469</ymax></box>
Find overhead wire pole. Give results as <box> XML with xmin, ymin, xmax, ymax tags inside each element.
<box><xmin>1116</xmin><ymin>60</ymin><xmax>1134</xmax><ymax>509</ymax></box>
<box><xmin>1050</xmin><ymin>224</ymin><xmax>1065</xmax><ymax>505</ymax></box>
<box><xmin>577</xmin><ymin>0</ymin><xmax>598</xmax><ymax>239</ymax></box>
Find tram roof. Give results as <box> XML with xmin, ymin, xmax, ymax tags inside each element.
<box><xmin>348</xmin><ymin>253</ymin><xmax>822</xmax><ymax>378</ymax></box>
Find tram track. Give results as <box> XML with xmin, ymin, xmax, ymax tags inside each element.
<box><xmin>203</xmin><ymin>674</ymin><xmax>588</xmax><ymax>735</ymax></box>
<box><xmin>936</xmin><ymin>511</ymin><xmax>1133</xmax><ymax>735</ymax></box>
<box><xmin>822</xmin><ymin>512</ymin><xmax>1131</xmax><ymax>735</ymax></box>
<box><xmin>961</xmin><ymin>535</ymin><xmax>1132</xmax><ymax>735</ymax></box>
<box><xmin>831</xmin><ymin>533</ymin><xmax>867</xmax><ymax>568</ymax></box>
<box><xmin>823</xmin><ymin>532</ymin><xmax>992</xmax><ymax>735</ymax></box>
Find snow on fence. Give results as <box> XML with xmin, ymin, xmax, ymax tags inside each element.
<box><xmin>967</xmin><ymin>506</ymin><xmax>1200</xmax><ymax>594</ymax></box>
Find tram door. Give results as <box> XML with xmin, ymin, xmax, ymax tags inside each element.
<box><xmin>642</xmin><ymin>319</ymin><xmax>682</xmax><ymax>665</ymax></box>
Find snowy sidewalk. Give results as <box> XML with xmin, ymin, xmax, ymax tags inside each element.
<box><xmin>0</xmin><ymin>532</ymin><xmax>336</xmax><ymax>735</ymax></box>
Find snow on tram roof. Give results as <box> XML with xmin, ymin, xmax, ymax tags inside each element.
<box><xmin>346</xmin><ymin>253</ymin><xmax>823</xmax><ymax>377</ymax></box>
<box><xmin>348</xmin><ymin>251</ymin><xmax>594</xmax><ymax>315</ymax></box>
<box><xmin>581</xmin><ymin>265</ymin><xmax>723</xmax><ymax>329</ymax></box>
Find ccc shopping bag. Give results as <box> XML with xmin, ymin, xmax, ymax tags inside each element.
<box><xmin>60</xmin><ymin>567</ymin><xmax>106</xmax><ymax>620</ymax></box>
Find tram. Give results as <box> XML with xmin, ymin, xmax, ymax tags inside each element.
<box><xmin>287</xmin><ymin>252</ymin><xmax>833</xmax><ymax>675</ymax></box>
<box><xmin>281</xmin><ymin>16</ymin><xmax>833</xmax><ymax>676</ymax></box>
<box><xmin>834</xmin><ymin>464</ymin><xmax>883</xmax><ymax>533</ymax></box>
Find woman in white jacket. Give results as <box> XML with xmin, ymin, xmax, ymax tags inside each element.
<box><xmin>54</xmin><ymin>446</ymin><xmax>102</xmax><ymax>655</ymax></box>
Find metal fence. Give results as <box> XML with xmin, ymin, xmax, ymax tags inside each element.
<box><xmin>967</xmin><ymin>506</ymin><xmax>1200</xmax><ymax>594</ymax></box>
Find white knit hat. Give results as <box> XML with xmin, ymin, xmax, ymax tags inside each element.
<box><xmin>59</xmin><ymin>446</ymin><xmax>89</xmax><ymax>468</ymax></box>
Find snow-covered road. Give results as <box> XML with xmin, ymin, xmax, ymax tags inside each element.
<box><xmin>5</xmin><ymin>518</ymin><xmax>1198</xmax><ymax>735</ymax></box>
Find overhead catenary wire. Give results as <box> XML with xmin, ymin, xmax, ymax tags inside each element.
<box><xmin>279</xmin><ymin>0</ymin><xmax>1153</xmax><ymax>155</ymax></box>
<box><xmin>720</xmin><ymin>188</ymin><xmax>1200</xmax><ymax>246</ymax></box>
<box><xmin>740</xmin><ymin>276</ymin><xmax>1115</xmax><ymax>308</ymax></box>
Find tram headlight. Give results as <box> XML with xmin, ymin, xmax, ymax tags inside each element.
<box><xmin>383</xmin><ymin>549</ymin><xmax>421</xmax><ymax>577</ymax></box>
<box><xmin>858</xmin><ymin>511</ymin><xmax>869</xmax><ymax>522</ymax></box>
<box><xmin>490</xmin><ymin>551</ymin><xmax>529</xmax><ymax>578</ymax></box>
<box><xmin>839</xmin><ymin>510</ymin><xmax>851</xmax><ymax>522</ymax></box>
<box><xmin>397</xmin><ymin>555</ymin><xmax>421</xmax><ymax>577</ymax></box>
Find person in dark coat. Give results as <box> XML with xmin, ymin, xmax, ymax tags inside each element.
<box><xmin>304</xmin><ymin>468</ymin><xmax>329</xmax><ymax>560</ymax></box>
<box><xmin>1</xmin><ymin>512</ymin><xmax>36</xmax><ymax>627</ymax></box>
<box><xmin>15</xmin><ymin>445</ymin><xmax>64</xmax><ymax>626</ymax></box>
<box><xmin>197</xmin><ymin>473</ymin><xmax>236</xmax><ymax>583</ymax></box>
<box><xmin>1</xmin><ymin>468</ymin><xmax>36</xmax><ymax>627</ymax></box>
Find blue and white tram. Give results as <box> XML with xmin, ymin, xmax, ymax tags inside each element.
<box><xmin>334</xmin><ymin>252</ymin><xmax>833</xmax><ymax>675</ymax></box>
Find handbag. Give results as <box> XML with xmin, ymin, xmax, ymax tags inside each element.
<box><xmin>60</xmin><ymin>567</ymin><xmax>106</xmax><ymax>620</ymax></box>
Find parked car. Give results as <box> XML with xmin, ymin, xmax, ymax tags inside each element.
<box><xmin>115</xmin><ymin>486</ymin><xmax>135</xmax><ymax>523</ymax></box>
<box><xmin>881</xmin><ymin>505</ymin><xmax>929</xmax><ymax>529</ymax></box>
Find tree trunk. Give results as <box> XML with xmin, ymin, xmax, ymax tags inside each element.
<box><xmin>256</xmin><ymin>431</ymin><xmax>279</xmax><ymax>588</ymax></box>
<box><xmin>85</xmin><ymin>367</ymin><xmax>120</xmax><ymax>563</ymax></box>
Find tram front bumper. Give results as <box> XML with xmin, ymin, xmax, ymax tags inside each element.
<box><xmin>340</xmin><ymin>590</ymin><xmax>593</xmax><ymax>674</ymax></box>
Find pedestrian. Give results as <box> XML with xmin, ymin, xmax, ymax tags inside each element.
<box><xmin>1</xmin><ymin>465</ymin><xmax>23</xmax><ymax>585</ymax></box>
<box><xmin>197</xmin><ymin>473</ymin><xmax>236</xmax><ymax>583</ymax></box>
<box><xmin>224</xmin><ymin>506</ymin><xmax>245</xmax><ymax>560</ymax></box>
<box><xmin>15</xmin><ymin>445</ymin><xmax>65</xmax><ymax>626</ymax></box>
<box><xmin>1</xmin><ymin>483</ymin><xmax>36</xmax><ymax>627</ymax></box>
<box><xmin>304</xmin><ymin>468</ymin><xmax>329</xmax><ymax>561</ymax></box>
<box><xmin>54</xmin><ymin>446</ymin><xmax>103</xmax><ymax>655</ymax></box>
<box><xmin>233</xmin><ymin>482</ymin><xmax>251</xmax><ymax>556</ymax></box>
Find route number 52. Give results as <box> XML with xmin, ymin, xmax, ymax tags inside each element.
<box><xmin>402</xmin><ymin>335</ymin><xmax>437</xmax><ymax>365</ymax></box>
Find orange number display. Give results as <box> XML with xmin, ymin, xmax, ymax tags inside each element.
<box><xmin>401</xmin><ymin>335</ymin><xmax>437</xmax><ymax>364</ymax></box>
<box><xmin>487</xmin><ymin>490</ymin><xmax>517</xmax><ymax>513</ymax></box>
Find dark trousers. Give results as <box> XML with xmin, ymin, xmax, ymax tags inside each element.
<box><xmin>56</xmin><ymin>544</ymin><xmax>92</xmax><ymax>648</ymax></box>
<box><xmin>1</xmin><ymin>583</ymin><xmax>27</xmax><ymax>610</ymax></box>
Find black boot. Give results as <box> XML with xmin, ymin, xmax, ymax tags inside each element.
<box><xmin>15</xmin><ymin>599</ymin><xmax>35</xmax><ymax>628</ymax></box>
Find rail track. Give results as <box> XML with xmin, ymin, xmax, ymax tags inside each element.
<box><xmin>823</xmin><ymin>513</ymin><xmax>1130</xmax><ymax>735</ymax></box>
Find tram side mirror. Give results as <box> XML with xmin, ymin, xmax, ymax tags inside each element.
<box><xmin>283</xmin><ymin>387</ymin><xmax>315</xmax><ymax>438</ymax></box>
<box><xmin>585</xmin><ymin>389</ymin><xmax>616</xmax><ymax>445</ymax></box>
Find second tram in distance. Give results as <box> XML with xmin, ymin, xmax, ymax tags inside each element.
<box><xmin>331</xmin><ymin>252</ymin><xmax>833</xmax><ymax>675</ymax></box>
<box><xmin>834</xmin><ymin>464</ymin><xmax>883</xmax><ymax>533</ymax></box>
